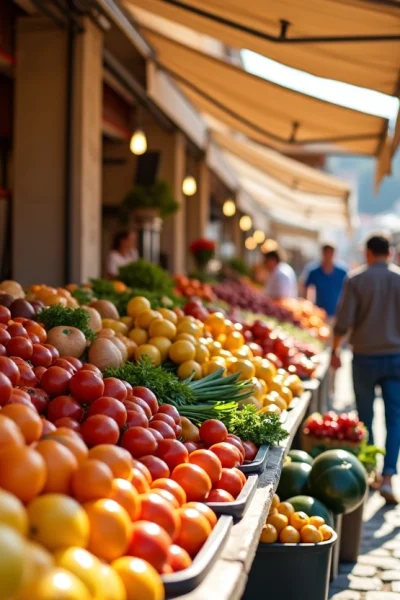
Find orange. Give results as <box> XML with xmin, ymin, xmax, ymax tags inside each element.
<box><xmin>300</xmin><ymin>524</ymin><xmax>323</xmax><ymax>543</ymax></box>
<box><xmin>0</xmin><ymin>489</ymin><xmax>28</xmax><ymax>535</ymax></box>
<box><xmin>290</xmin><ymin>511</ymin><xmax>310</xmax><ymax>531</ymax></box>
<box><xmin>151</xmin><ymin>478</ymin><xmax>187</xmax><ymax>506</ymax></box>
<box><xmin>174</xmin><ymin>507</ymin><xmax>212</xmax><ymax>557</ymax></box>
<box><xmin>0</xmin><ymin>445</ymin><xmax>46</xmax><ymax>503</ymax></box>
<box><xmin>88</xmin><ymin>445</ymin><xmax>133</xmax><ymax>480</ymax></box>
<box><xmin>97</xmin><ymin>563</ymin><xmax>126</xmax><ymax>600</ymax></box>
<box><xmin>138</xmin><ymin>493</ymin><xmax>180</xmax><ymax>539</ymax></box>
<box><xmin>268</xmin><ymin>508</ymin><xmax>278</xmax><ymax>517</ymax></box>
<box><xmin>70</xmin><ymin>459</ymin><xmax>114</xmax><ymax>503</ymax></box>
<box><xmin>130</xmin><ymin>467</ymin><xmax>151</xmax><ymax>495</ymax></box>
<box><xmin>171</xmin><ymin>463</ymin><xmax>212</xmax><ymax>502</ymax></box>
<box><xmin>31</xmin><ymin>568</ymin><xmax>91</xmax><ymax>600</ymax></box>
<box><xmin>84</xmin><ymin>499</ymin><xmax>131</xmax><ymax>562</ymax></box>
<box><xmin>279</xmin><ymin>526</ymin><xmax>301</xmax><ymax>544</ymax></box>
<box><xmin>167</xmin><ymin>545</ymin><xmax>192</xmax><ymax>573</ymax></box>
<box><xmin>188</xmin><ymin>449</ymin><xmax>222</xmax><ymax>486</ymax></box>
<box><xmin>109</xmin><ymin>478</ymin><xmax>141</xmax><ymax>521</ymax></box>
<box><xmin>16</xmin><ymin>541</ymin><xmax>54</xmax><ymax>600</ymax></box>
<box><xmin>271</xmin><ymin>494</ymin><xmax>280</xmax><ymax>509</ymax></box>
<box><xmin>182</xmin><ymin>502</ymin><xmax>217</xmax><ymax>529</ymax></box>
<box><xmin>267</xmin><ymin>513</ymin><xmax>288</xmax><ymax>533</ymax></box>
<box><xmin>259</xmin><ymin>524</ymin><xmax>278</xmax><ymax>543</ymax></box>
<box><xmin>35</xmin><ymin>439</ymin><xmax>78</xmax><ymax>494</ymax></box>
<box><xmin>276</xmin><ymin>502</ymin><xmax>295</xmax><ymax>519</ymax></box>
<box><xmin>112</xmin><ymin>556</ymin><xmax>164</xmax><ymax>600</ymax></box>
<box><xmin>1</xmin><ymin>404</ymin><xmax>43</xmax><ymax>444</ymax></box>
<box><xmin>47</xmin><ymin>434</ymin><xmax>88</xmax><ymax>464</ymax></box>
<box><xmin>309</xmin><ymin>516</ymin><xmax>326</xmax><ymax>529</ymax></box>
<box><xmin>54</xmin><ymin>547</ymin><xmax>104</xmax><ymax>599</ymax></box>
<box><xmin>319</xmin><ymin>524</ymin><xmax>334</xmax><ymax>541</ymax></box>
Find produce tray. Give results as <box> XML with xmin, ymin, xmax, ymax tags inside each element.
<box><xmin>162</xmin><ymin>515</ymin><xmax>233</xmax><ymax>598</ymax></box>
<box><xmin>206</xmin><ymin>474</ymin><xmax>258</xmax><ymax>519</ymax></box>
<box><xmin>239</xmin><ymin>444</ymin><xmax>270</xmax><ymax>474</ymax></box>
<box><xmin>287</xmin><ymin>396</ymin><xmax>300</xmax><ymax>411</ymax></box>
<box><xmin>280</xmin><ymin>410</ymin><xmax>288</xmax><ymax>424</ymax></box>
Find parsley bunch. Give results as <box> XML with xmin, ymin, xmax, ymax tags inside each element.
<box><xmin>38</xmin><ymin>305</ymin><xmax>96</xmax><ymax>341</ymax></box>
<box><xmin>228</xmin><ymin>405</ymin><xmax>289</xmax><ymax>446</ymax></box>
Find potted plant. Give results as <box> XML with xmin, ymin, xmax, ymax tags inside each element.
<box><xmin>189</xmin><ymin>238</ymin><xmax>216</xmax><ymax>273</ymax></box>
<box><xmin>121</xmin><ymin>180</ymin><xmax>179</xmax><ymax>221</ymax></box>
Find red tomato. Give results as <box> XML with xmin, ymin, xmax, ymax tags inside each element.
<box><xmin>138</xmin><ymin>493</ymin><xmax>179</xmax><ymax>539</ymax></box>
<box><xmin>0</xmin><ymin>372</ymin><xmax>12</xmax><ymax>405</ymax></box>
<box><xmin>121</xmin><ymin>426</ymin><xmax>158</xmax><ymax>458</ymax></box>
<box><xmin>0</xmin><ymin>329</ymin><xmax>11</xmax><ymax>345</ymax></box>
<box><xmin>0</xmin><ymin>306</ymin><xmax>11</xmax><ymax>325</ymax></box>
<box><xmin>62</xmin><ymin>356</ymin><xmax>83</xmax><ymax>371</ymax></box>
<box><xmin>130</xmin><ymin>387</ymin><xmax>158</xmax><ymax>415</ymax></box>
<box><xmin>167</xmin><ymin>545</ymin><xmax>192</xmax><ymax>572</ymax></box>
<box><xmin>209</xmin><ymin>442</ymin><xmax>241</xmax><ymax>468</ymax></box>
<box><xmin>41</xmin><ymin>417</ymin><xmax>57</xmax><ymax>436</ymax></box>
<box><xmin>52</xmin><ymin>358</ymin><xmax>77</xmax><ymax>375</ymax></box>
<box><xmin>225</xmin><ymin>436</ymin><xmax>245</xmax><ymax>461</ymax></box>
<box><xmin>21</xmin><ymin>387</ymin><xmax>49</xmax><ymax>414</ymax></box>
<box><xmin>123</xmin><ymin>381</ymin><xmax>132</xmax><ymax>392</ymax></box>
<box><xmin>207</xmin><ymin>489</ymin><xmax>235</xmax><ymax>503</ymax></box>
<box><xmin>218</xmin><ymin>468</ymin><xmax>244</xmax><ymax>499</ymax></box>
<box><xmin>127</xmin><ymin>521</ymin><xmax>171</xmax><ymax>572</ymax></box>
<box><xmin>0</xmin><ymin>356</ymin><xmax>20</xmax><ymax>385</ymax></box>
<box><xmin>155</xmin><ymin>439</ymin><xmax>189</xmax><ymax>471</ymax></box>
<box><xmin>87</xmin><ymin>396</ymin><xmax>127</xmax><ymax>428</ymax></box>
<box><xmin>80</xmin><ymin>363</ymin><xmax>102</xmax><ymax>375</ymax></box>
<box><xmin>18</xmin><ymin>364</ymin><xmax>38</xmax><ymax>387</ymax></box>
<box><xmin>54</xmin><ymin>417</ymin><xmax>81</xmax><ymax>432</ymax></box>
<box><xmin>148</xmin><ymin>428</ymin><xmax>164</xmax><ymax>443</ymax></box>
<box><xmin>26</xmin><ymin>324</ymin><xmax>47</xmax><ymax>343</ymax></box>
<box><xmin>80</xmin><ymin>414</ymin><xmax>120</xmax><ymax>447</ymax></box>
<box><xmin>40</xmin><ymin>366</ymin><xmax>72</xmax><ymax>396</ymax></box>
<box><xmin>103</xmin><ymin>377</ymin><xmax>127</xmax><ymax>401</ymax></box>
<box><xmin>140</xmin><ymin>455</ymin><xmax>170</xmax><ymax>480</ymax></box>
<box><xmin>47</xmin><ymin>395</ymin><xmax>84</xmax><ymax>423</ymax></box>
<box><xmin>30</xmin><ymin>344</ymin><xmax>53</xmax><ymax>368</ymax></box>
<box><xmin>151</xmin><ymin>413</ymin><xmax>177</xmax><ymax>431</ymax></box>
<box><xmin>0</xmin><ymin>344</ymin><xmax>6</xmax><ymax>356</ymax></box>
<box><xmin>7</xmin><ymin>323</ymin><xmax>27</xmax><ymax>338</ymax></box>
<box><xmin>33</xmin><ymin>366</ymin><xmax>47</xmax><ymax>383</ymax></box>
<box><xmin>126</xmin><ymin>396</ymin><xmax>152</xmax><ymax>419</ymax></box>
<box><xmin>7</xmin><ymin>388</ymin><xmax>32</xmax><ymax>407</ymax></box>
<box><xmin>199</xmin><ymin>419</ymin><xmax>228</xmax><ymax>446</ymax></box>
<box><xmin>157</xmin><ymin>404</ymin><xmax>181</xmax><ymax>425</ymax></box>
<box><xmin>126</xmin><ymin>410</ymin><xmax>149</xmax><ymax>429</ymax></box>
<box><xmin>131</xmin><ymin>460</ymin><xmax>152</xmax><ymax>485</ymax></box>
<box><xmin>69</xmin><ymin>371</ymin><xmax>104</xmax><ymax>405</ymax></box>
<box><xmin>43</xmin><ymin>344</ymin><xmax>60</xmax><ymax>361</ymax></box>
<box><xmin>242</xmin><ymin>441</ymin><xmax>258</xmax><ymax>462</ymax></box>
<box><xmin>28</xmin><ymin>334</ymin><xmax>40</xmax><ymax>344</ymax></box>
<box><xmin>149</xmin><ymin>420</ymin><xmax>176</xmax><ymax>440</ymax></box>
<box><xmin>6</xmin><ymin>336</ymin><xmax>33</xmax><ymax>360</ymax></box>
<box><xmin>183</xmin><ymin>441</ymin><xmax>199</xmax><ymax>453</ymax></box>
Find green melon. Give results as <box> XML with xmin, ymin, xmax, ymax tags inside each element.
<box><xmin>286</xmin><ymin>495</ymin><xmax>334</xmax><ymax>527</ymax></box>
<box><xmin>308</xmin><ymin>449</ymin><xmax>367</xmax><ymax>514</ymax></box>
<box><xmin>287</xmin><ymin>450</ymin><xmax>313</xmax><ymax>466</ymax></box>
<box><xmin>277</xmin><ymin>462</ymin><xmax>311</xmax><ymax>500</ymax></box>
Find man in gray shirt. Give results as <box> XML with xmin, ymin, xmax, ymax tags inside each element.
<box><xmin>332</xmin><ymin>235</ymin><xmax>400</xmax><ymax>503</ymax></box>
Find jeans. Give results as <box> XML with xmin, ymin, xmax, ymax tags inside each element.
<box><xmin>353</xmin><ymin>354</ymin><xmax>400</xmax><ymax>476</ymax></box>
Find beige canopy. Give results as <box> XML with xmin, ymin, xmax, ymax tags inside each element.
<box><xmin>126</xmin><ymin>0</ymin><xmax>400</xmax><ymax>96</ymax></box>
<box><xmin>142</xmin><ymin>29</ymin><xmax>387</xmax><ymax>156</ymax></box>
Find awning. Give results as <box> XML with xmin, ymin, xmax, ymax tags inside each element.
<box><xmin>125</xmin><ymin>0</ymin><xmax>400</xmax><ymax>95</ymax></box>
<box><xmin>141</xmin><ymin>29</ymin><xmax>387</xmax><ymax>156</ymax></box>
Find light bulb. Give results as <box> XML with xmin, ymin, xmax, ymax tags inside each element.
<box><xmin>245</xmin><ymin>237</ymin><xmax>257</xmax><ymax>250</ymax></box>
<box><xmin>239</xmin><ymin>215</ymin><xmax>252</xmax><ymax>231</ymax></box>
<box><xmin>182</xmin><ymin>175</ymin><xmax>197</xmax><ymax>196</ymax></box>
<box><xmin>223</xmin><ymin>200</ymin><xmax>236</xmax><ymax>217</ymax></box>
<box><xmin>130</xmin><ymin>129</ymin><xmax>147</xmax><ymax>155</ymax></box>
<box><xmin>253</xmin><ymin>230</ymin><xmax>265</xmax><ymax>244</ymax></box>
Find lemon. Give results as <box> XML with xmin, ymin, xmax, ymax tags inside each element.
<box><xmin>230</xmin><ymin>359</ymin><xmax>256</xmax><ymax>381</ymax></box>
<box><xmin>148</xmin><ymin>319</ymin><xmax>177</xmax><ymax>340</ymax></box>
<box><xmin>135</xmin><ymin>310</ymin><xmax>162</xmax><ymax>330</ymax></box>
<box><xmin>195</xmin><ymin>344</ymin><xmax>210</xmax><ymax>364</ymax></box>
<box><xmin>158</xmin><ymin>308</ymin><xmax>178</xmax><ymax>324</ymax></box>
<box><xmin>127</xmin><ymin>296</ymin><xmax>151</xmax><ymax>319</ymax></box>
<box><xmin>0</xmin><ymin>489</ymin><xmax>28</xmax><ymax>535</ymax></box>
<box><xmin>55</xmin><ymin>547</ymin><xmax>103</xmax><ymax>599</ymax></box>
<box><xmin>15</xmin><ymin>541</ymin><xmax>54</xmax><ymax>600</ymax></box>
<box><xmin>98</xmin><ymin>563</ymin><xmax>126</xmax><ymax>600</ymax></box>
<box><xmin>129</xmin><ymin>328</ymin><xmax>148</xmax><ymax>346</ymax></box>
<box><xmin>177</xmin><ymin>360</ymin><xmax>202</xmax><ymax>380</ymax></box>
<box><xmin>169</xmin><ymin>340</ymin><xmax>196</xmax><ymax>364</ymax></box>
<box><xmin>134</xmin><ymin>344</ymin><xmax>162</xmax><ymax>366</ymax></box>
<box><xmin>32</xmin><ymin>568</ymin><xmax>91</xmax><ymax>600</ymax></box>
<box><xmin>0</xmin><ymin>525</ymin><xmax>24</xmax><ymax>599</ymax></box>
<box><xmin>148</xmin><ymin>337</ymin><xmax>172</xmax><ymax>361</ymax></box>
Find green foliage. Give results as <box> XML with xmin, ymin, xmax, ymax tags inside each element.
<box><xmin>38</xmin><ymin>305</ymin><xmax>96</xmax><ymax>340</ymax></box>
<box><xmin>71</xmin><ymin>287</ymin><xmax>94</xmax><ymax>305</ymax></box>
<box><xmin>121</xmin><ymin>180</ymin><xmax>179</xmax><ymax>219</ymax></box>
<box><xmin>228</xmin><ymin>405</ymin><xmax>289</xmax><ymax>446</ymax></box>
<box><xmin>226</xmin><ymin>257</ymin><xmax>252</xmax><ymax>277</ymax></box>
<box><xmin>118</xmin><ymin>260</ymin><xmax>174</xmax><ymax>296</ymax></box>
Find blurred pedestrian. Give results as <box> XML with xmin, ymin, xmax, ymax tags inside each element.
<box><xmin>264</xmin><ymin>249</ymin><xmax>297</xmax><ymax>299</ymax></box>
<box><xmin>331</xmin><ymin>234</ymin><xmax>400</xmax><ymax>503</ymax></box>
<box><xmin>106</xmin><ymin>230</ymin><xmax>139</xmax><ymax>279</ymax></box>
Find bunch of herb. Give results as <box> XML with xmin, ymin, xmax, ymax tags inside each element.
<box><xmin>228</xmin><ymin>405</ymin><xmax>289</xmax><ymax>446</ymax></box>
<box><xmin>118</xmin><ymin>260</ymin><xmax>174</xmax><ymax>295</ymax></box>
<box><xmin>71</xmin><ymin>287</ymin><xmax>95</xmax><ymax>306</ymax></box>
<box><xmin>38</xmin><ymin>305</ymin><xmax>96</xmax><ymax>341</ymax></box>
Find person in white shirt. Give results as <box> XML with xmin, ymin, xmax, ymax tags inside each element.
<box><xmin>106</xmin><ymin>230</ymin><xmax>139</xmax><ymax>279</ymax></box>
<box><xmin>264</xmin><ymin>250</ymin><xmax>297</xmax><ymax>299</ymax></box>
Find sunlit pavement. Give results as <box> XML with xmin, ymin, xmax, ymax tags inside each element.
<box><xmin>329</xmin><ymin>351</ymin><xmax>400</xmax><ymax>599</ymax></box>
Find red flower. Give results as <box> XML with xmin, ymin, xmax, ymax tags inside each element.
<box><xmin>189</xmin><ymin>238</ymin><xmax>216</xmax><ymax>254</ymax></box>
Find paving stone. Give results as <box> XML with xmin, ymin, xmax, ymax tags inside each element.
<box><xmin>350</xmin><ymin>564</ymin><xmax>377</xmax><ymax>577</ymax></box>
<box><xmin>366</xmin><ymin>594</ymin><xmax>400</xmax><ymax>600</ymax></box>
<box><xmin>384</xmin><ymin>540</ymin><xmax>400</xmax><ymax>550</ymax></box>
<box><xmin>392</xmin><ymin>549</ymin><xmax>400</xmax><ymax>559</ymax></box>
<box><xmin>366</xmin><ymin>548</ymin><xmax>391</xmax><ymax>557</ymax></box>
<box><xmin>358</xmin><ymin>555</ymin><xmax>400</xmax><ymax>569</ymax></box>
<box><xmin>330</xmin><ymin>592</ymin><xmax>361</xmax><ymax>600</ymax></box>
<box><xmin>393</xmin><ymin>583</ymin><xmax>400</xmax><ymax>593</ymax></box>
<box><xmin>381</xmin><ymin>571</ymin><xmax>400</xmax><ymax>582</ymax></box>
<box><xmin>348</xmin><ymin>577</ymin><xmax>382</xmax><ymax>591</ymax></box>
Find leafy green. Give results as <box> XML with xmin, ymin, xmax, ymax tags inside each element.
<box><xmin>121</xmin><ymin>180</ymin><xmax>179</xmax><ymax>219</ymax></box>
<box><xmin>71</xmin><ymin>287</ymin><xmax>94</xmax><ymax>305</ymax></box>
<box><xmin>38</xmin><ymin>305</ymin><xmax>96</xmax><ymax>340</ymax></box>
<box><xmin>228</xmin><ymin>405</ymin><xmax>289</xmax><ymax>446</ymax></box>
<box><xmin>118</xmin><ymin>260</ymin><xmax>174</xmax><ymax>296</ymax></box>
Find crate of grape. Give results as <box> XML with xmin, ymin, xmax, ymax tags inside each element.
<box><xmin>300</xmin><ymin>412</ymin><xmax>367</xmax><ymax>455</ymax></box>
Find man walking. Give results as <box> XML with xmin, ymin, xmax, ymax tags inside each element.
<box><xmin>332</xmin><ymin>235</ymin><xmax>400</xmax><ymax>502</ymax></box>
<box><xmin>264</xmin><ymin>249</ymin><xmax>297</xmax><ymax>300</ymax></box>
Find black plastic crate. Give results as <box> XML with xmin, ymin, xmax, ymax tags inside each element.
<box><xmin>206</xmin><ymin>474</ymin><xmax>258</xmax><ymax>519</ymax></box>
<box><xmin>239</xmin><ymin>445</ymin><xmax>269</xmax><ymax>474</ymax></box>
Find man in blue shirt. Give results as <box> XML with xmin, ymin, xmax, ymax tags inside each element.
<box><xmin>304</xmin><ymin>244</ymin><xmax>347</xmax><ymax>319</ymax></box>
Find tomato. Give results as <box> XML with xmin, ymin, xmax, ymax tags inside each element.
<box><xmin>149</xmin><ymin>420</ymin><xmax>176</xmax><ymax>440</ymax></box>
<box><xmin>52</xmin><ymin>358</ymin><xmax>76</xmax><ymax>375</ymax></box>
<box><xmin>122</xmin><ymin>380</ymin><xmax>132</xmax><ymax>392</ymax></box>
<box><xmin>81</xmin><ymin>363</ymin><xmax>102</xmax><ymax>375</ymax></box>
<box><xmin>140</xmin><ymin>455</ymin><xmax>170</xmax><ymax>480</ymax></box>
<box><xmin>87</xmin><ymin>397</ymin><xmax>127</xmax><ymax>428</ymax></box>
<box><xmin>63</xmin><ymin>356</ymin><xmax>83</xmax><ymax>371</ymax></box>
<box><xmin>167</xmin><ymin>545</ymin><xmax>192</xmax><ymax>572</ymax></box>
<box><xmin>151</xmin><ymin>478</ymin><xmax>187</xmax><ymax>506</ymax></box>
<box><xmin>54</xmin><ymin>417</ymin><xmax>81</xmax><ymax>432</ymax></box>
<box><xmin>242</xmin><ymin>441</ymin><xmax>258</xmax><ymax>462</ymax></box>
<box><xmin>7</xmin><ymin>323</ymin><xmax>27</xmax><ymax>338</ymax></box>
<box><xmin>69</xmin><ymin>371</ymin><xmax>104</xmax><ymax>405</ymax></box>
<box><xmin>188</xmin><ymin>449</ymin><xmax>222</xmax><ymax>486</ymax></box>
<box><xmin>226</xmin><ymin>435</ymin><xmax>245</xmax><ymax>460</ymax></box>
<box><xmin>84</xmin><ymin>499</ymin><xmax>131</xmax><ymax>562</ymax></box>
<box><xmin>6</xmin><ymin>336</ymin><xmax>33</xmax><ymax>360</ymax></box>
<box><xmin>89</xmin><ymin>445</ymin><xmax>133</xmax><ymax>480</ymax></box>
<box><xmin>7</xmin><ymin>388</ymin><xmax>32</xmax><ymax>406</ymax></box>
<box><xmin>80</xmin><ymin>415</ymin><xmax>120</xmax><ymax>447</ymax></box>
<box><xmin>151</xmin><ymin>413</ymin><xmax>177</xmax><ymax>431</ymax></box>
<box><xmin>126</xmin><ymin>410</ymin><xmax>149</xmax><ymax>429</ymax></box>
<box><xmin>26</xmin><ymin>324</ymin><xmax>47</xmax><ymax>343</ymax></box>
<box><xmin>218</xmin><ymin>468</ymin><xmax>244</xmax><ymax>499</ymax></box>
<box><xmin>47</xmin><ymin>395</ymin><xmax>84</xmax><ymax>423</ymax></box>
<box><xmin>0</xmin><ymin>305</ymin><xmax>11</xmax><ymax>324</ymax></box>
<box><xmin>131</xmin><ymin>459</ymin><xmax>152</xmax><ymax>485</ymax></box>
<box><xmin>148</xmin><ymin>428</ymin><xmax>164</xmax><ymax>443</ymax></box>
<box><xmin>0</xmin><ymin>344</ymin><xmax>5</xmax><ymax>356</ymax></box>
<box><xmin>33</xmin><ymin>366</ymin><xmax>47</xmax><ymax>382</ymax></box>
<box><xmin>0</xmin><ymin>372</ymin><xmax>12</xmax><ymax>405</ymax></box>
<box><xmin>0</xmin><ymin>328</ymin><xmax>11</xmax><ymax>344</ymax></box>
<box><xmin>157</xmin><ymin>404</ymin><xmax>181</xmax><ymax>425</ymax></box>
<box><xmin>70</xmin><ymin>458</ymin><xmax>113</xmax><ymax>503</ymax></box>
<box><xmin>130</xmin><ymin>387</ymin><xmax>158</xmax><ymax>415</ymax></box>
<box><xmin>130</xmin><ymin>467</ymin><xmax>151</xmax><ymax>494</ymax></box>
<box><xmin>139</xmin><ymin>493</ymin><xmax>179</xmax><ymax>539</ymax></box>
<box><xmin>209</xmin><ymin>442</ymin><xmax>241</xmax><ymax>468</ymax></box>
<box><xmin>126</xmin><ymin>396</ymin><xmax>152</xmax><ymax>419</ymax></box>
<box><xmin>199</xmin><ymin>419</ymin><xmax>228</xmax><ymax>446</ymax></box>
<box><xmin>18</xmin><ymin>364</ymin><xmax>38</xmax><ymax>387</ymax></box>
<box><xmin>127</xmin><ymin>521</ymin><xmax>171</xmax><ymax>572</ymax></box>
<box><xmin>155</xmin><ymin>439</ymin><xmax>189</xmax><ymax>471</ymax></box>
<box><xmin>30</xmin><ymin>344</ymin><xmax>53</xmax><ymax>367</ymax></box>
<box><xmin>182</xmin><ymin>502</ymin><xmax>217</xmax><ymax>529</ymax></box>
<box><xmin>43</xmin><ymin>344</ymin><xmax>60</xmax><ymax>361</ymax></box>
<box><xmin>171</xmin><ymin>463</ymin><xmax>212</xmax><ymax>502</ymax></box>
<box><xmin>183</xmin><ymin>441</ymin><xmax>198</xmax><ymax>453</ymax></box>
<box><xmin>121</xmin><ymin>426</ymin><xmax>158</xmax><ymax>458</ymax></box>
<box><xmin>0</xmin><ymin>356</ymin><xmax>20</xmax><ymax>385</ymax></box>
<box><xmin>174</xmin><ymin>507</ymin><xmax>211</xmax><ymax>557</ymax></box>
<box><xmin>103</xmin><ymin>377</ymin><xmax>127</xmax><ymax>401</ymax></box>
<box><xmin>206</xmin><ymin>489</ymin><xmax>235</xmax><ymax>502</ymax></box>
<box><xmin>40</xmin><ymin>366</ymin><xmax>72</xmax><ymax>396</ymax></box>
<box><xmin>41</xmin><ymin>417</ymin><xmax>57</xmax><ymax>435</ymax></box>
<box><xmin>35</xmin><ymin>438</ymin><xmax>78</xmax><ymax>494</ymax></box>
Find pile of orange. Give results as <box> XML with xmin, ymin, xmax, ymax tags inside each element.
<box><xmin>259</xmin><ymin>494</ymin><xmax>334</xmax><ymax>545</ymax></box>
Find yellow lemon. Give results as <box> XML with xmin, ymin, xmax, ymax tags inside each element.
<box><xmin>148</xmin><ymin>337</ymin><xmax>172</xmax><ymax>362</ymax></box>
<box><xmin>129</xmin><ymin>328</ymin><xmax>148</xmax><ymax>346</ymax></box>
<box><xmin>0</xmin><ymin>489</ymin><xmax>28</xmax><ymax>535</ymax></box>
<box><xmin>127</xmin><ymin>296</ymin><xmax>151</xmax><ymax>319</ymax></box>
<box><xmin>134</xmin><ymin>345</ymin><xmax>162</xmax><ymax>366</ymax></box>
<box><xmin>158</xmin><ymin>308</ymin><xmax>178</xmax><ymax>324</ymax></box>
<box><xmin>148</xmin><ymin>319</ymin><xmax>177</xmax><ymax>341</ymax></box>
<box><xmin>135</xmin><ymin>310</ymin><xmax>162</xmax><ymax>330</ymax></box>
<box><xmin>169</xmin><ymin>340</ymin><xmax>196</xmax><ymax>364</ymax></box>
<box><xmin>177</xmin><ymin>360</ymin><xmax>202</xmax><ymax>380</ymax></box>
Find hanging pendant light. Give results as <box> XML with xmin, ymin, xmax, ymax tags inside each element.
<box><xmin>130</xmin><ymin>129</ymin><xmax>147</xmax><ymax>155</ymax></box>
<box><xmin>253</xmin><ymin>230</ymin><xmax>266</xmax><ymax>244</ymax></box>
<box><xmin>223</xmin><ymin>199</ymin><xmax>236</xmax><ymax>217</ymax></box>
<box><xmin>245</xmin><ymin>237</ymin><xmax>257</xmax><ymax>250</ymax></box>
<box><xmin>182</xmin><ymin>175</ymin><xmax>197</xmax><ymax>196</ymax></box>
<box><xmin>240</xmin><ymin>215</ymin><xmax>252</xmax><ymax>231</ymax></box>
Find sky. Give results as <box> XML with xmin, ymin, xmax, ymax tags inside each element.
<box><xmin>241</xmin><ymin>50</ymin><xmax>399</xmax><ymax>126</ymax></box>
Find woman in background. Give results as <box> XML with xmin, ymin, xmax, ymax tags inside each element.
<box><xmin>106</xmin><ymin>230</ymin><xmax>138</xmax><ymax>279</ymax></box>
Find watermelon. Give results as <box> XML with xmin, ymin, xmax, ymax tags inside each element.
<box><xmin>287</xmin><ymin>450</ymin><xmax>313</xmax><ymax>466</ymax></box>
<box><xmin>308</xmin><ymin>449</ymin><xmax>367</xmax><ymax>514</ymax></box>
<box><xmin>277</xmin><ymin>462</ymin><xmax>311</xmax><ymax>500</ymax></box>
<box><xmin>287</xmin><ymin>495</ymin><xmax>334</xmax><ymax>527</ymax></box>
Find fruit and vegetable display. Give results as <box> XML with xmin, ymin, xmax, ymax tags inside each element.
<box><xmin>174</xmin><ymin>276</ymin><xmax>215</xmax><ymax>302</ymax></box>
<box><xmin>260</xmin><ymin>493</ymin><xmax>335</xmax><ymax>545</ymax></box>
